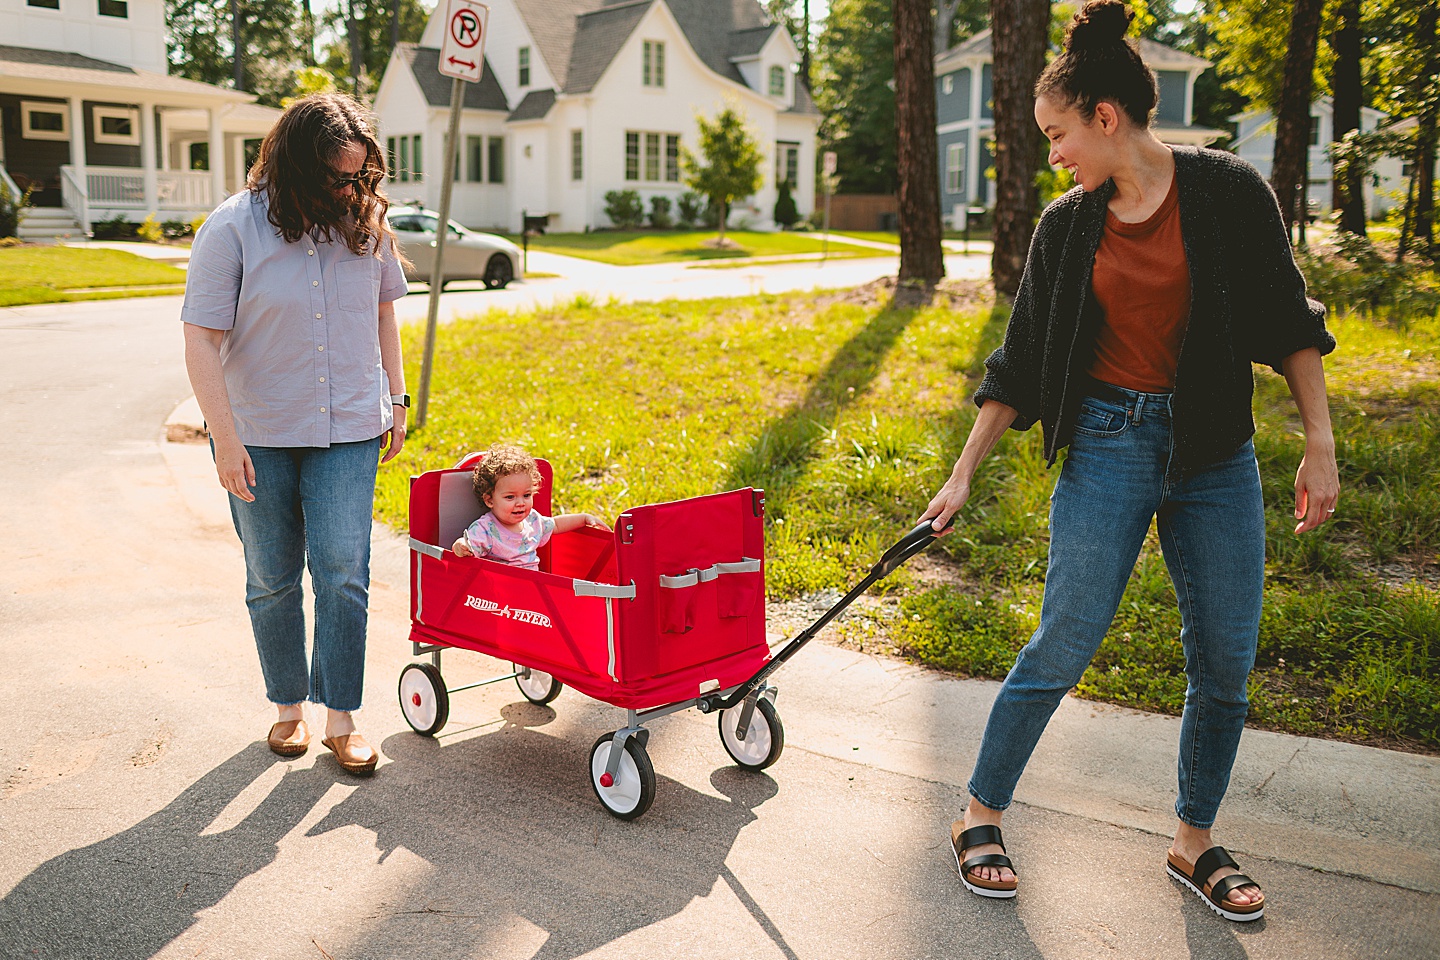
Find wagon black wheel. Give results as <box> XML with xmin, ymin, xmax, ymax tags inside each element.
<box><xmin>398</xmin><ymin>662</ymin><xmax>449</xmax><ymax>736</ymax></box>
<box><xmin>513</xmin><ymin>663</ymin><xmax>563</xmax><ymax>705</ymax></box>
<box><xmin>589</xmin><ymin>732</ymin><xmax>655</xmax><ymax>820</ymax></box>
<box><xmin>719</xmin><ymin>697</ymin><xmax>784</xmax><ymax>770</ymax></box>
<box><xmin>483</xmin><ymin>254</ymin><xmax>514</xmax><ymax>289</ymax></box>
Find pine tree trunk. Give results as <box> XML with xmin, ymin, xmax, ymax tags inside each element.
<box><xmin>231</xmin><ymin>0</ymin><xmax>244</xmax><ymax>91</ymax></box>
<box><xmin>1272</xmin><ymin>0</ymin><xmax>1326</xmax><ymax>236</ymax></box>
<box><xmin>990</xmin><ymin>0</ymin><xmax>1050</xmax><ymax>297</ymax></box>
<box><xmin>895</xmin><ymin>0</ymin><xmax>945</xmax><ymax>283</ymax></box>
<box><xmin>1330</xmin><ymin>0</ymin><xmax>1366</xmax><ymax>236</ymax></box>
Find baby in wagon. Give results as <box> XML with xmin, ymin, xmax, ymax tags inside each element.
<box><xmin>451</xmin><ymin>443</ymin><xmax>610</xmax><ymax>570</ymax></box>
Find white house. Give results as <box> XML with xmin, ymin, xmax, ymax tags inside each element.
<box><xmin>1230</xmin><ymin>97</ymin><xmax>1406</xmax><ymax>218</ymax></box>
<box><xmin>372</xmin><ymin>0</ymin><xmax>821</xmax><ymax>232</ymax></box>
<box><xmin>0</xmin><ymin>0</ymin><xmax>279</xmax><ymax>236</ymax></box>
<box><xmin>934</xmin><ymin>29</ymin><xmax>1223</xmax><ymax>226</ymax></box>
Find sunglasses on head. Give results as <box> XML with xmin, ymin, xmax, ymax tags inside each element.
<box><xmin>329</xmin><ymin>172</ymin><xmax>364</xmax><ymax>190</ymax></box>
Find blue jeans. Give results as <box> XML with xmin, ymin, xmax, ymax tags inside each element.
<box><xmin>223</xmin><ymin>437</ymin><xmax>381</xmax><ymax>712</ymax></box>
<box><xmin>967</xmin><ymin>386</ymin><xmax>1265</xmax><ymax>828</ymax></box>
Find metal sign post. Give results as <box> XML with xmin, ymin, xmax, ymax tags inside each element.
<box><xmin>415</xmin><ymin>0</ymin><xmax>488</xmax><ymax>429</ymax></box>
<box><xmin>821</xmin><ymin>150</ymin><xmax>836</xmax><ymax>264</ymax></box>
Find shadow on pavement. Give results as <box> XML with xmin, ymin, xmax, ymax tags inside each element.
<box><xmin>304</xmin><ymin>702</ymin><xmax>786</xmax><ymax>959</ymax></box>
<box><xmin>0</xmin><ymin>743</ymin><xmax>334</xmax><ymax>960</ymax></box>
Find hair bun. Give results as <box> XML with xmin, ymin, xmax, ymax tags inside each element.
<box><xmin>1066</xmin><ymin>0</ymin><xmax>1134</xmax><ymax>51</ymax></box>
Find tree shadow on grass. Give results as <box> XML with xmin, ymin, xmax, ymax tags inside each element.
<box><xmin>725</xmin><ymin>298</ymin><xmax>928</xmax><ymax>510</ymax></box>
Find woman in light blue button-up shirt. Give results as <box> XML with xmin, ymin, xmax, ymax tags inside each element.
<box><xmin>182</xmin><ymin>94</ymin><xmax>410</xmax><ymax>777</ymax></box>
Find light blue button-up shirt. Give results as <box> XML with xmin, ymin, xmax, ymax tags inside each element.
<box><xmin>181</xmin><ymin>190</ymin><xmax>409</xmax><ymax>447</ymax></box>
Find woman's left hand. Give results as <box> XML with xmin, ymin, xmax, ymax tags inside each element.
<box><xmin>1293</xmin><ymin>440</ymin><xmax>1339</xmax><ymax>534</ymax></box>
<box><xmin>381</xmin><ymin>409</ymin><xmax>406</xmax><ymax>464</ymax></box>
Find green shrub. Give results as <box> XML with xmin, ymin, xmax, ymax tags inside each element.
<box><xmin>1</xmin><ymin>180</ymin><xmax>33</xmax><ymax>238</ymax></box>
<box><xmin>603</xmin><ymin>189</ymin><xmax>644</xmax><ymax>229</ymax></box>
<box><xmin>677</xmin><ymin>191</ymin><xmax>704</xmax><ymax>228</ymax></box>
<box><xmin>136</xmin><ymin>214</ymin><xmax>163</xmax><ymax>244</ymax></box>
<box><xmin>773</xmin><ymin>179</ymin><xmax>800</xmax><ymax>229</ymax></box>
<box><xmin>648</xmin><ymin>195</ymin><xmax>672</xmax><ymax>229</ymax></box>
<box><xmin>1298</xmin><ymin>234</ymin><xmax>1440</xmax><ymax>320</ymax></box>
<box><xmin>91</xmin><ymin>215</ymin><xmax>137</xmax><ymax>240</ymax></box>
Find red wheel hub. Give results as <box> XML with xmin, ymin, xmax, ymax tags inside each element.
<box><xmin>412</xmin><ymin>692</ymin><xmax>423</xmax><ymax>706</ymax></box>
<box><xmin>599</xmin><ymin>772</ymin><xmax>614</xmax><ymax>788</ymax></box>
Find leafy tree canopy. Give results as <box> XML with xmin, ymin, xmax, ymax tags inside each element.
<box><xmin>680</xmin><ymin>102</ymin><xmax>765</xmax><ymax>241</ymax></box>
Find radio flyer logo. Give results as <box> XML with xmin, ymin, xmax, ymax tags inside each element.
<box><xmin>464</xmin><ymin>595</ymin><xmax>553</xmax><ymax>628</ymax></box>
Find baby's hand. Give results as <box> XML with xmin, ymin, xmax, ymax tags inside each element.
<box><xmin>584</xmin><ymin>514</ymin><xmax>612</xmax><ymax>532</ymax></box>
<box><xmin>452</xmin><ymin>537</ymin><xmax>473</xmax><ymax>557</ymax></box>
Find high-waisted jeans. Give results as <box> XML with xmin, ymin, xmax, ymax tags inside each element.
<box><xmin>223</xmin><ymin>437</ymin><xmax>381</xmax><ymax>712</ymax></box>
<box><xmin>967</xmin><ymin>386</ymin><xmax>1265</xmax><ymax>828</ymax></box>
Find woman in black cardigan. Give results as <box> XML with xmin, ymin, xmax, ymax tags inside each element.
<box><xmin>920</xmin><ymin>1</ymin><xmax>1338</xmax><ymax>921</ymax></box>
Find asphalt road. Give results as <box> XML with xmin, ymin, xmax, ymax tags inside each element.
<box><xmin>1</xmin><ymin>268</ymin><xmax>1437</xmax><ymax>959</ymax></box>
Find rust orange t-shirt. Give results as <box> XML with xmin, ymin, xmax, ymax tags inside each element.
<box><xmin>1088</xmin><ymin>170</ymin><xmax>1191</xmax><ymax>392</ymax></box>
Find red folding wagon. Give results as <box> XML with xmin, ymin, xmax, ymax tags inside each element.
<box><xmin>401</xmin><ymin>451</ymin><xmax>945</xmax><ymax>819</ymax></box>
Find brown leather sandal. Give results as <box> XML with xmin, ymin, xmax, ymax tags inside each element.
<box><xmin>267</xmin><ymin>719</ymin><xmax>310</xmax><ymax>757</ymax></box>
<box><xmin>321</xmin><ymin>732</ymin><xmax>378</xmax><ymax>776</ymax></box>
<box><xmin>1167</xmin><ymin>846</ymin><xmax>1265</xmax><ymax>921</ymax></box>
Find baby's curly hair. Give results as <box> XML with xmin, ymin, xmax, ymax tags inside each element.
<box><xmin>472</xmin><ymin>443</ymin><xmax>542</xmax><ymax>505</ymax></box>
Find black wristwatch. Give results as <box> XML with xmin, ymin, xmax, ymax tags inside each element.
<box><xmin>390</xmin><ymin>393</ymin><xmax>411</xmax><ymax>408</ymax></box>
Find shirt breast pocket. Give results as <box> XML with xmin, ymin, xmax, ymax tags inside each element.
<box><xmin>336</xmin><ymin>258</ymin><xmax>380</xmax><ymax>315</ymax></box>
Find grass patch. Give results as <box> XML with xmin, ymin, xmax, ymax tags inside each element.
<box><xmin>521</xmin><ymin>230</ymin><xmax>882</xmax><ymax>266</ymax></box>
<box><xmin>0</xmin><ymin>247</ymin><xmax>188</xmax><ymax>306</ymax></box>
<box><xmin>381</xmin><ymin>290</ymin><xmax>1439</xmax><ymax>752</ymax></box>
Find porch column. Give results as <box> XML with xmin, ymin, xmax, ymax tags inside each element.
<box><xmin>208</xmin><ymin>107</ymin><xmax>226</xmax><ymax>207</ymax></box>
<box><xmin>139</xmin><ymin>100</ymin><xmax>158</xmax><ymax>215</ymax></box>
<box><xmin>68</xmin><ymin>97</ymin><xmax>89</xmax><ymax>230</ymax></box>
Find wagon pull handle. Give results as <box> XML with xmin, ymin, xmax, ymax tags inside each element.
<box><xmin>700</xmin><ymin>519</ymin><xmax>952</xmax><ymax>715</ymax></box>
<box><xmin>872</xmin><ymin>519</ymin><xmax>952</xmax><ymax>579</ymax></box>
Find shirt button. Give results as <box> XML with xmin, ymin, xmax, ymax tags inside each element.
<box><xmin>315</xmin><ymin>313</ymin><xmax>322</xmax><ymax>319</ymax></box>
<box><xmin>312</xmin><ymin>280</ymin><xmax>319</xmax><ymax>287</ymax></box>
<box><xmin>308</xmin><ymin>249</ymin><xmax>315</xmax><ymax>256</ymax></box>
<box><xmin>319</xmin><ymin>377</ymin><xmax>325</xmax><ymax>383</ymax></box>
<box><xmin>320</xmin><ymin>407</ymin><xmax>327</xmax><ymax>413</ymax></box>
<box><xmin>317</xmin><ymin>345</ymin><xmax>324</xmax><ymax>351</ymax></box>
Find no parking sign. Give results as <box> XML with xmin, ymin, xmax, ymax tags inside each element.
<box><xmin>438</xmin><ymin>0</ymin><xmax>489</xmax><ymax>83</ymax></box>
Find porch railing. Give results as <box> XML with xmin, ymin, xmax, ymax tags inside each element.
<box><xmin>58</xmin><ymin>165</ymin><xmax>216</xmax><ymax>227</ymax></box>
<box><xmin>0</xmin><ymin>162</ymin><xmax>20</xmax><ymax>200</ymax></box>
<box><xmin>60</xmin><ymin>166</ymin><xmax>89</xmax><ymax>231</ymax></box>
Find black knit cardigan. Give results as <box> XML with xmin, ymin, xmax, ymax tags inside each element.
<box><xmin>974</xmin><ymin>145</ymin><xmax>1336</xmax><ymax>474</ymax></box>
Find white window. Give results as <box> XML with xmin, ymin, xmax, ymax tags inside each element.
<box><xmin>946</xmin><ymin>141</ymin><xmax>967</xmax><ymax>195</ymax></box>
<box><xmin>571</xmin><ymin>129</ymin><xmax>583</xmax><ymax>181</ymax></box>
<box><xmin>625</xmin><ymin>130</ymin><xmax>679</xmax><ymax>182</ymax></box>
<box><xmin>387</xmin><ymin>134</ymin><xmax>423</xmax><ymax>182</ymax></box>
<box><xmin>769</xmin><ymin>65</ymin><xmax>785</xmax><ymax>97</ymax></box>
<box><xmin>21</xmin><ymin>101</ymin><xmax>68</xmax><ymax>141</ymax></box>
<box><xmin>776</xmin><ymin>141</ymin><xmax>799</xmax><ymax>186</ymax></box>
<box><xmin>518</xmin><ymin>46</ymin><xmax>530</xmax><ymax>87</ymax></box>
<box><xmin>466</xmin><ymin>135</ymin><xmax>483</xmax><ymax>182</ymax></box>
<box><xmin>643</xmin><ymin>40</ymin><xmax>665</xmax><ymax>88</ymax></box>
<box><xmin>93</xmin><ymin>105</ymin><xmax>140</xmax><ymax>146</ymax></box>
<box><xmin>97</xmin><ymin>0</ymin><xmax>127</xmax><ymax>17</ymax></box>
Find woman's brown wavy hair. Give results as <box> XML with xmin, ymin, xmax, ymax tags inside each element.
<box><xmin>247</xmin><ymin>93</ymin><xmax>398</xmax><ymax>257</ymax></box>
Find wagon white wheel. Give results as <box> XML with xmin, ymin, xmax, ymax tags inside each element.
<box><xmin>398</xmin><ymin>662</ymin><xmax>449</xmax><ymax>736</ymax></box>
<box><xmin>513</xmin><ymin>663</ymin><xmax>563</xmax><ymax>705</ymax></box>
<box><xmin>589</xmin><ymin>733</ymin><xmax>656</xmax><ymax>820</ymax></box>
<box><xmin>719</xmin><ymin>698</ymin><xmax>784</xmax><ymax>770</ymax></box>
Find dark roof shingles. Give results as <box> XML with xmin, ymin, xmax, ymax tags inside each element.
<box><xmin>400</xmin><ymin>43</ymin><xmax>508</xmax><ymax>111</ymax></box>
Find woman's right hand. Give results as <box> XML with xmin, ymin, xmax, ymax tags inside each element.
<box><xmin>920</xmin><ymin>474</ymin><xmax>972</xmax><ymax>535</ymax></box>
<box><xmin>213</xmin><ymin>437</ymin><xmax>256</xmax><ymax>503</ymax></box>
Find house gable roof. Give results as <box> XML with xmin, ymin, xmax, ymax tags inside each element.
<box><xmin>510</xmin><ymin>0</ymin><xmax>787</xmax><ymax>97</ymax></box>
<box><xmin>509</xmin><ymin>88</ymin><xmax>558</xmax><ymax>121</ymax></box>
<box><xmin>398</xmin><ymin>43</ymin><xmax>509</xmax><ymax>111</ymax></box>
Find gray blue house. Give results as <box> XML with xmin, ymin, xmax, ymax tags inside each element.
<box><xmin>934</xmin><ymin>29</ymin><xmax>1222</xmax><ymax>227</ymax></box>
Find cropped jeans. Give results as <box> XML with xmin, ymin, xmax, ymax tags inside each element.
<box><xmin>967</xmin><ymin>386</ymin><xmax>1265</xmax><ymax>828</ymax></box>
<box><xmin>223</xmin><ymin>437</ymin><xmax>381</xmax><ymax>713</ymax></box>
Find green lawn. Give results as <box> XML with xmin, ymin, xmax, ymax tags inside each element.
<box><xmin>521</xmin><ymin>230</ymin><xmax>883</xmax><ymax>265</ymax></box>
<box><xmin>0</xmin><ymin>246</ymin><xmax>187</xmax><ymax>306</ymax></box>
<box><xmin>829</xmin><ymin>229</ymin><xmax>992</xmax><ymax>245</ymax></box>
<box><xmin>380</xmin><ymin>287</ymin><xmax>1439</xmax><ymax>753</ymax></box>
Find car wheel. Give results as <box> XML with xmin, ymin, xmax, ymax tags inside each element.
<box><xmin>483</xmin><ymin>254</ymin><xmax>514</xmax><ymax>290</ymax></box>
